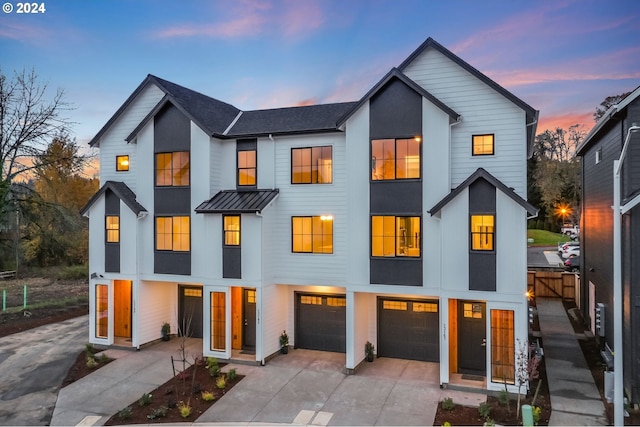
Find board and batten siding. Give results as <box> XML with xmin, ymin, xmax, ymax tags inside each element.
<box><xmin>98</xmin><ymin>84</ymin><xmax>165</xmax><ymax>192</ymax></box>
<box><xmin>403</xmin><ymin>48</ymin><xmax>528</xmax><ymax>197</ymax></box>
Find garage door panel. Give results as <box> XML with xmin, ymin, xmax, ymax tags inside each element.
<box><xmin>296</xmin><ymin>294</ymin><xmax>346</xmax><ymax>353</ymax></box>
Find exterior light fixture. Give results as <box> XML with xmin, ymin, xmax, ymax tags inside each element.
<box><xmin>320</xmin><ymin>215</ymin><xmax>333</xmax><ymax>221</ymax></box>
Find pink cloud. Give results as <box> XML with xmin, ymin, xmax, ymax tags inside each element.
<box><xmin>537</xmin><ymin>112</ymin><xmax>594</xmax><ymax>134</ymax></box>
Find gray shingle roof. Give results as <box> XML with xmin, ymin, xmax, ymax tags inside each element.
<box><xmin>80</xmin><ymin>181</ymin><xmax>147</xmax><ymax>217</ymax></box>
<box><xmin>195</xmin><ymin>189</ymin><xmax>279</xmax><ymax>214</ymax></box>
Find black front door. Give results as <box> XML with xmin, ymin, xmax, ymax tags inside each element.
<box><xmin>458</xmin><ymin>301</ymin><xmax>486</xmax><ymax>375</ymax></box>
<box><xmin>179</xmin><ymin>286</ymin><xmax>203</xmax><ymax>338</ymax></box>
<box><xmin>242</xmin><ymin>289</ymin><xmax>256</xmax><ymax>350</ymax></box>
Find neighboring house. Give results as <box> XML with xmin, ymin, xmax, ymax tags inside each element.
<box><xmin>81</xmin><ymin>37</ymin><xmax>538</xmax><ymax>393</ymax></box>
<box><xmin>575</xmin><ymin>86</ymin><xmax>640</xmax><ymax>404</ymax></box>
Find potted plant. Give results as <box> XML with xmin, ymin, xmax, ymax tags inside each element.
<box><xmin>161</xmin><ymin>322</ymin><xmax>171</xmax><ymax>341</ymax></box>
<box><xmin>365</xmin><ymin>341</ymin><xmax>374</xmax><ymax>362</ymax></box>
<box><xmin>279</xmin><ymin>330</ymin><xmax>289</xmax><ymax>354</ymax></box>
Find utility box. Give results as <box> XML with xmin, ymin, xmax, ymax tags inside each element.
<box><xmin>595</xmin><ymin>302</ymin><xmax>606</xmax><ymax>337</ymax></box>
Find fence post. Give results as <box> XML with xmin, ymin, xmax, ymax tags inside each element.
<box><xmin>23</xmin><ymin>285</ymin><xmax>27</xmax><ymax>308</ymax></box>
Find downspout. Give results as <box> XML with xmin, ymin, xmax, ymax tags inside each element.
<box><xmin>134</xmin><ymin>211</ymin><xmax>148</xmax><ymax>350</ymax></box>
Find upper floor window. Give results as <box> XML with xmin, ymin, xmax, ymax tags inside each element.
<box><xmin>472</xmin><ymin>134</ymin><xmax>495</xmax><ymax>156</ymax></box>
<box><xmin>156</xmin><ymin>216</ymin><xmax>190</xmax><ymax>251</ymax></box>
<box><xmin>471</xmin><ymin>214</ymin><xmax>494</xmax><ymax>251</ymax></box>
<box><xmin>292</xmin><ymin>146</ymin><xmax>333</xmax><ymax>184</ymax></box>
<box><xmin>595</xmin><ymin>148</ymin><xmax>602</xmax><ymax>164</ymax></box>
<box><xmin>371</xmin><ymin>137</ymin><xmax>421</xmax><ymax>180</ymax></box>
<box><xmin>371</xmin><ymin>216</ymin><xmax>421</xmax><ymax>257</ymax></box>
<box><xmin>292</xmin><ymin>215</ymin><xmax>333</xmax><ymax>253</ymax></box>
<box><xmin>224</xmin><ymin>216</ymin><xmax>240</xmax><ymax>246</ymax></box>
<box><xmin>105</xmin><ymin>216</ymin><xmax>120</xmax><ymax>243</ymax></box>
<box><xmin>156</xmin><ymin>151</ymin><xmax>190</xmax><ymax>187</ymax></box>
<box><xmin>116</xmin><ymin>155</ymin><xmax>129</xmax><ymax>172</ymax></box>
<box><xmin>238</xmin><ymin>150</ymin><xmax>256</xmax><ymax>186</ymax></box>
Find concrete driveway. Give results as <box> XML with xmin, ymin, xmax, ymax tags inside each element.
<box><xmin>0</xmin><ymin>315</ymin><xmax>87</xmax><ymax>425</ymax></box>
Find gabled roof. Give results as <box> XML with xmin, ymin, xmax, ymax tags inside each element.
<box><xmin>428</xmin><ymin>168</ymin><xmax>538</xmax><ymax>216</ymax></box>
<box><xmin>576</xmin><ymin>85</ymin><xmax>640</xmax><ymax>156</ymax></box>
<box><xmin>80</xmin><ymin>181</ymin><xmax>147</xmax><ymax>217</ymax></box>
<box><xmin>337</xmin><ymin>68</ymin><xmax>460</xmax><ymax>127</ymax></box>
<box><xmin>195</xmin><ymin>189</ymin><xmax>279</xmax><ymax>214</ymax></box>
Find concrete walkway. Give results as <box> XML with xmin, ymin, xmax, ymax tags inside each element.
<box><xmin>537</xmin><ymin>298</ymin><xmax>608</xmax><ymax>426</ymax></box>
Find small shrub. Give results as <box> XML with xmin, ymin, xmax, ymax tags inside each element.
<box><xmin>227</xmin><ymin>368</ymin><xmax>237</xmax><ymax>381</ymax></box>
<box><xmin>442</xmin><ymin>397</ymin><xmax>455</xmax><ymax>411</ymax></box>
<box><xmin>216</xmin><ymin>375</ymin><xmax>227</xmax><ymax>389</ymax></box>
<box><xmin>206</xmin><ymin>357</ymin><xmax>220</xmax><ymax>377</ymax></box>
<box><xmin>86</xmin><ymin>356</ymin><xmax>98</xmax><ymax>369</ymax></box>
<box><xmin>478</xmin><ymin>401</ymin><xmax>491</xmax><ymax>419</ymax></box>
<box><xmin>532</xmin><ymin>405</ymin><xmax>541</xmax><ymax>425</ymax></box>
<box><xmin>138</xmin><ymin>392</ymin><xmax>152</xmax><ymax>406</ymax></box>
<box><xmin>177</xmin><ymin>401</ymin><xmax>192</xmax><ymax>418</ymax></box>
<box><xmin>498</xmin><ymin>389</ymin><xmax>510</xmax><ymax>406</ymax></box>
<box><xmin>85</xmin><ymin>343</ymin><xmax>96</xmax><ymax>355</ymax></box>
<box><xmin>147</xmin><ymin>406</ymin><xmax>168</xmax><ymax>420</ymax></box>
<box><xmin>118</xmin><ymin>406</ymin><xmax>132</xmax><ymax>420</ymax></box>
<box><xmin>99</xmin><ymin>353</ymin><xmax>110</xmax><ymax>363</ymax></box>
<box><xmin>442</xmin><ymin>422</ymin><xmax>451</xmax><ymax>426</ymax></box>
<box><xmin>484</xmin><ymin>419</ymin><xmax>496</xmax><ymax>426</ymax></box>
<box><xmin>201</xmin><ymin>390</ymin><xmax>215</xmax><ymax>401</ymax></box>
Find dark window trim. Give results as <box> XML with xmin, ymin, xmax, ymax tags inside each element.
<box><xmin>154</xmin><ymin>151</ymin><xmax>191</xmax><ymax>188</ymax></box>
<box><xmin>291</xmin><ymin>145</ymin><xmax>334</xmax><ymax>184</ymax></box>
<box><xmin>472</xmin><ymin>134</ymin><xmax>495</xmax><ymax>156</ymax></box>
<box><xmin>469</xmin><ymin>213</ymin><xmax>496</xmax><ymax>253</ymax></box>
<box><xmin>223</xmin><ymin>215</ymin><xmax>241</xmax><ymax>247</ymax></box>
<box><xmin>370</xmin><ymin>137</ymin><xmax>422</xmax><ymax>182</ymax></box>
<box><xmin>291</xmin><ymin>215</ymin><xmax>334</xmax><ymax>254</ymax></box>
<box><xmin>237</xmin><ymin>148</ymin><xmax>257</xmax><ymax>188</ymax></box>
<box><xmin>155</xmin><ymin>215</ymin><xmax>191</xmax><ymax>252</ymax></box>
<box><xmin>370</xmin><ymin>215</ymin><xmax>422</xmax><ymax>258</ymax></box>
<box><xmin>116</xmin><ymin>155</ymin><xmax>129</xmax><ymax>172</ymax></box>
<box><xmin>105</xmin><ymin>215</ymin><xmax>120</xmax><ymax>244</ymax></box>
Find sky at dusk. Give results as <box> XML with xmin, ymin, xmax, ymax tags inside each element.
<box><xmin>1</xmin><ymin>0</ymin><xmax>639</xmax><ymax>154</ymax></box>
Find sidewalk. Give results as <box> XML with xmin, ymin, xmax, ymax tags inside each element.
<box><xmin>536</xmin><ymin>298</ymin><xmax>608</xmax><ymax>426</ymax></box>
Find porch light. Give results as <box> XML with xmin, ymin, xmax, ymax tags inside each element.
<box><xmin>414</xmin><ymin>136</ymin><xmax>422</xmax><ymax>143</ymax></box>
<box><xmin>320</xmin><ymin>215</ymin><xmax>333</xmax><ymax>221</ymax></box>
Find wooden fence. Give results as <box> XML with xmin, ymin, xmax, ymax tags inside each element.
<box><xmin>527</xmin><ymin>270</ymin><xmax>580</xmax><ymax>303</ymax></box>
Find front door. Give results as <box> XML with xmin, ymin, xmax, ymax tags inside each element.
<box><xmin>114</xmin><ymin>280</ymin><xmax>132</xmax><ymax>338</ymax></box>
<box><xmin>179</xmin><ymin>286</ymin><xmax>203</xmax><ymax>338</ymax></box>
<box><xmin>242</xmin><ymin>289</ymin><xmax>256</xmax><ymax>350</ymax></box>
<box><xmin>458</xmin><ymin>301</ymin><xmax>486</xmax><ymax>375</ymax></box>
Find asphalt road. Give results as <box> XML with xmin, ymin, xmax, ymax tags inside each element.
<box><xmin>527</xmin><ymin>245</ymin><xmax>560</xmax><ymax>268</ymax></box>
<box><xmin>0</xmin><ymin>315</ymin><xmax>87</xmax><ymax>425</ymax></box>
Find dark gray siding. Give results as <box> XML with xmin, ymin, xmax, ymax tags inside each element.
<box><xmin>469</xmin><ymin>178</ymin><xmax>496</xmax><ymax>291</ymax></box>
<box><xmin>104</xmin><ymin>190</ymin><xmax>120</xmax><ymax>273</ymax></box>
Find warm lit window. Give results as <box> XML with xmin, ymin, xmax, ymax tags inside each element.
<box><xmin>292</xmin><ymin>146</ymin><xmax>333</xmax><ymax>184</ymax></box>
<box><xmin>491</xmin><ymin>309</ymin><xmax>515</xmax><ymax>384</ymax></box>
<box><xmin>327</xmin><ymin>297</ymin><xmax>346</xmax><ymax>307</ymax></box>
<box><xmin>238</xmin><ymin>150</ymin><xmax>256</xmax><ymax>186</ymax></box>
<box><xmin>471</xmin><ymin>215</ymin><xmax>495</xmax><ymax>251</ymax></box>
<box><xmin>224</xmin><ymin>216</ymin><xmax>240</xmax><ymax>246</ymax></box>
<box><xmin>105</xmin><ymin>216</ymin><xmax>120</xmax><ymax>243</ymax></box>
<box><xmin>371</xmin><ymin>216</ymin><xmax>421</xmax><ymax>257</ymax></box>
<box><xmin>300</xmin><ymin>295</ymin><xmax>322</xmax><ymax>305</ymax></box>
<box><xmin>211</xmin><ymin>292</ymin><xmax>226</xmax><ymax>351</ymax></box>
<box><xmin>382</xmin><ymin>300</ymin><xmax>408</xmax><ymax>310</ymax></box>
<box><xmin>463</xmin><ymin>302</ymin><xmax>484</xmax><ymax>319</ymax></box>
<box><xmin>95</xmin><ymin>284</ymin><xmax>108</xmax><ymax>339</ymax></box>
<box><xmin>472</xmin><ymin>134</ymin><xmax>495</xmax><ymax>156</ymax></box>
<box><xmin>413</xmin><ymin>302</ymin><xmax>438</xmax><ymax>313</ymax></box>
<box><xmin>156</xmin><ymin>151</ymin><xmax>190</xmax><ymax>186</ymax></box>
<box><xmin>371</xmin><ymin>137</ymin><xmax>421</xmax><ymax>180</ymax></box>
<box><xmin>116</xmin><ymin>155</ymin><xmax>129</xmax><ymax>171</ymax></box>
<box><xmin>292</xmin><ymin>216</ymin><xmax>333</xmax><ymax>253</ymax></box>
<box><xmin>156</xmin><ymin>216</ymin><xmax>190</xmax><ymax>251</ymax></box>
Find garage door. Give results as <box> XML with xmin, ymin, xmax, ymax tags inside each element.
<box><xmin>378</xmin><ymin>298</ymin><xmax>439</xmax><ymax>361</ymax></box>
<box><xmin>295</xmin><ymin>294</ymin><xmax>346</xmax><ymax>353</ymax></box>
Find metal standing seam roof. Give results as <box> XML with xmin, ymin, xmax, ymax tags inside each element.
<box><xmin>195</xmin><ymin>189</ymin><xmax>280</xmax><ymax>214</ymax></box>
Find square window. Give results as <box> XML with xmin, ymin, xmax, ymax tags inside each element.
<box><xmin>472</xmin><ymin>134</ymin><xmax>495</xmax><ymax>156</ymax></box>
<box><xmin>116</xmin><ymin>155</ymin><xmax>129</xmax><ymax>171</ymax></box>
<box><xmin>292</xmin><ymin>146</ymin><xmax>333</xmax><ymax>184</ymax></box>
<box><xmin>371</xmin><ymin>137</ymin><xmax>421</xmax><ymax>180</ymax></box>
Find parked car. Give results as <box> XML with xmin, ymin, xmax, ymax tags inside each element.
<box><xmin>562</xmin><ymin>245</ymin><xmax>580</xmax><ymax>258</ymax></box>
<box><xmin>564</xmin><ymin>256</ymin><xmax>580</xmax><ymax>272</ymax></box>
<box><xmin>558</xmin><ymin>241</ymin><xmax>579</xmax><ymax>255</ymax></box>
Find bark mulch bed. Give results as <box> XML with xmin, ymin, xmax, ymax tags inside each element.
<box><xmin>61</xmin><ymin>345</ymin><xmax>114</xmax><ymax>387</ymax></box>
<box><xmin>0</xmin><ymin>304</ymin><xmax>88</xmax><ymax>338</ymax></box>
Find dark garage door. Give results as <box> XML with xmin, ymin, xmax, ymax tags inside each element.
<box><xmin>296</xmin><ymin>294</ymin><xmax>346</xmax><ymax>353</ymax></box>
<box><xmin>378</xmin><ymin>298</ymin><xmax>439</xmax><ymax>361</ymax></box>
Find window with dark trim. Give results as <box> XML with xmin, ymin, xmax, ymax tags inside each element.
<box><xmin>156</xmin><ymin>151</ymin><xmax>190</xmax><ymax>186</ymax></box>
<box><xmin>472</xmin><ymin>134</ymin><xmax>495</xmax><ymax>156</ymax></box>
<box><xmin>291</xmin><ymin>215</ymin><xmax>333</xmax><ymax>253</ymax></box>
<box><xmin>156</xmin><ymin>216</ymin><xmax>190</xmax><ymax>251</ymax></box>
<box><xmin>371</xmin><ymin>137</ymin><xmax>421</xmax><ymax>180</ymax></box>
<box><xmin>470</xmin><ymin>214</ymin><xmax>495</xmax><ymax>251</ymax></box>
<box><xmin>223</xmin><ymin>216</ymin><xmax>240</xmax><ymax>246</ymax></box>
<box><xmin>116</xmin><ymin>155</ymin><xmax>129</xmax><ymax>171</ymax></box>
<box><xmin>292</xmin><ymin>146</ymin><xmax>333</xmax><ymax>184</ymax></box>
<box><xmin>238</xmin><ymin>150</ymin><xmax>256</xmax><ymax>186</ymax></box>
<box><xmin>371</xmin><ymin>216</ymin><xmax>421</xmax><ymax>257</ymax></box>
<box><xmin>105</xmin><ymin>216</ymin><xmax>120</xmax><ymax>243</ymax></box>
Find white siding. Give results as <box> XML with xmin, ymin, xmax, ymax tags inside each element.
<box><xmin>440</xmin><ymin>189</ymin><xmax>470</xmax><ymax>294</ymax></box>
<box><xmin>496</xmin><ymin>191</ymin><xmax>528</xmax><ymax>297</ymax></box>
<box><xmin>87</xmin><ymin>196</ymin><xmax>105</xmax><ymax>275</ymax></box>
<box><xmin>191</xmin><ymin>124</ymin><xmax>213</xmax><ymax>280</ymax></box>
<box><xmin>119</xmin><ymin>201</ymin><xmax>138</xmax><ymax>275</ymax></box>
<box><xmin>260</xmin><ymin>284</ymin><xmax>289</xmax><ymax>359</ymax></box>
<box><xmin>136</xmin><ymin>280</ymin><xmax>178</xmax><ymax>346</ymax></box>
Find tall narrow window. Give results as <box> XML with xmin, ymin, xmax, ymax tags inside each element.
<box><xmin>156</xmin><ymin>216</ymin><xmax>190</xmax><ymax>251</ymax></box>
<box><xmin>105</xmin><ymin>216</ymin><xmax>120</xmax><ymax>243</ymax></box>
<box><xmin>156</xmin><ymin>151</ymin><xmax>190</xmax><ymax>186</ymax></box>
<box><xmin>371</xmin><ymin>137</ymin><xmax>421</xmax><ymax>180</ymax></box>
<box><xmin>292</xmin><ymin>215</ymin><xmax>333</xmax><ymax>253</ymax></box>
<box><xmin>292</xmin><ymin>146</ymin><xmax>333</xmax><ymax>184</ymax></box>
<box><xmin>211</xmin><ymin>292</ymin><xmax>226</xmax><ymax>351</ymax></box>
<box><xmin>238</xmin><ymin>150</ymin><xmax>256</xmax><ymax>186</ymax></box>
<box><xmin>371</xmin><ymin>216</ymin><xmax>421</xmax><ymax>257</ymax></box>
<box><xmin>224</xmin><ymin>216</ymin><xmax>240</xmax><ymax>246</ymax></box>
<box><xmin>491</xmin><ymin>309</ymin><xmax>515</xmax><ymax>383</ymax></box>
<box><xmin>116</xmin><ymin>155</ymin><xmax>129</xmax><ymax>171</ymax></box>
<box><xmin>471</xmin><ymin>215</ymin><xmax>495</xmax><ymax>251</ymax></box>
<box><xmin>95</xmin><ymin>284</ymin><xmax>108</xmax><ymax>338</ymax></box>
<box><xmin>472</xmin><ymin>134</ymin><xmax>495</xmax><ymax>156</ymax></box>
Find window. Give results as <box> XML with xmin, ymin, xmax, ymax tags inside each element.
<box><xmin>472</xmin><ymin>134</ymin><xmax>495</xmax><ymax>156</ymax></box>
<box><xmin>238</xmin><ymin>149</ymin><xmax>256</xmax><ymax>186</ymax></box>
<box><xmin>156</xmin><ymin>151</ymin><xmax>190</xmax><ymax>186</ymax></box>
<box><xmin>116</xmin><ymin>155</ymin><xmax>129</xmax><ymax>171</ymax></box>
<box><xmin>292</xmin><ymin>215</ymin><xmax>333</xmax><ymax>253</ymax></box>
<box><xmin>491</xmin><ymin>309</ymin><xmax>515</xmax><ymax>384</ymax></box>
<box><xmin>413</xmin><ymin>302</ymin><xmax>438</xmax><ymax>313</ymax></box>
<box><xmin>224</xmin><ymin>216</ymin><xmax>240</xmax><ymax>246</ymax></box>
<box><xmin>292</xmin><ymin>146</ymin><xmax>333</xmax><ymax>184</ymax></box>
<box><xmin>595</xmin><ymin>148</ymin><xmax>602</xmax><ymax>164</ymax></box>
<box><xmin>371</xmin><ymin>216</ymin><xmax>421</xmax><ymax>257</ymax></box>
<box><xmin>463</xmin><ymin>302</ymin><xmax>484</xmax><ymax>319</ymax></box>
<box><xmin>156</xmin><ymin>216</ymin><xmax>190</xmax><ymax>251</ymax></box>
<box><xmin>105</xmin><ymin>216</ymin><xmax>120</xmax><ymax>243</ymax></box>
<box><xmin>371</xmin><ymin>137</ymin><xmax>421</xmax><ymax>180</ymax></box>
<box><xmin>210</xmin><ymin>292</ymin><xmax>226</xmax><ymax>351</ymax></box>
<box><xmin>95</xmin><ymin>284</ymin><xmax>108</xmax><ymax>338</ymax></box>
<box><xmin>382</xmin><ymin>300</ymin><xmax>408</xmax><ymax>310</ymax></box>
<box><xmin>300</xmin><ymin>295</ymin><xmax>322</xmax><ymax>305</ymax></box>
<box><xmin>471</xmin><ymin>215</ymin><xmax>495</xmax><ymax>251</ymax></box>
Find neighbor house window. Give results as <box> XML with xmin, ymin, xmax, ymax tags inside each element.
<box><xmin>491</xmin><ymin>309</ymin><xmax>515</xmax><ymax>384</ymax></box>
<box><xmin>471</xmin><ymin>215</ymin><xmax>495</xmax><ymax>251</ymax></box>
<box><xmin>472</xmin><ymin>134</ymin><xmax>495</xmax><ymax>156</ymax></box>
<box><xmin>156</xmin><ymin>151</ymin><xmax>190</xmax><ymax>186</ymax></box>
<box><xmin>595</xmin><ymin>148</ymin><xmax>602</xmax><ymax>164</ymax></box>
<box><xmin>292</xmin><ymin>146</ymin><xmax>333</xmax><ymax>184</ymax></box>
<box><xmin>105</xmin><ymin>216</ymin><xmax>120</xmax><ymax>243</ymax></box>
<box><xmin>95</xmin><ymin>284</ymin><xmax>108</xmax><ymax>339</ymax></box>
<box><xmin>156</xmin><ymin>216</ymin><xmax>190</xmax><ymax>251</ymax></box>
<box><xmin>371</xmin><ymin>216</ymin><xmax>421</xmax><ymax>257</ymax></box>
<box><xmin>371</xmin><ymin>137</ymin><xmax>421</xmax><ymax>180</ymax></box>
<box><xmin>238</xmin><ymin>149</ymin><xmax>256</xmax><ymax>186</ymax></box>
<box><xmin>210</xmin><ymin>292</ymin><xmax>226</xmax><ymax>351</ymax></box>
<box><xmin>224</xmin><ymin>216</ymin><xmax>240</xmax><ymax>246</ymax></box>
<box><xmin>116</xmin><ymin>155</ymin><xmax>129</xmax><ymax>171</ymax></box>
<box><xmin>292</xmin><ymin>215</ymin><xmax>333</xmax><ymax>253</ymax></box>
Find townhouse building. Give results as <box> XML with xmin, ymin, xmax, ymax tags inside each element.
<box><xmin>81</xmin><ymin>37</ymin><xmax>538</xmax><ymax>393</ymax></box>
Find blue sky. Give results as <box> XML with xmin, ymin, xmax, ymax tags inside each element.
<box><xmin>1</xmin><ymin>0</ymin><xmax>639</xmax><ymax>149</ymax></box>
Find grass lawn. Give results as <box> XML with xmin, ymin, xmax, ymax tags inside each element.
<box><xmin>527</xmin><ymin>229</ymin><xmax>573</xmax><ymax>246</ymax></box>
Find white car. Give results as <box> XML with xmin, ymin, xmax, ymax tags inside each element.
<box><xmin>562</xmin><ymin>245</ymin><xmax>580</xmax><ymax>259</ymax></box>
